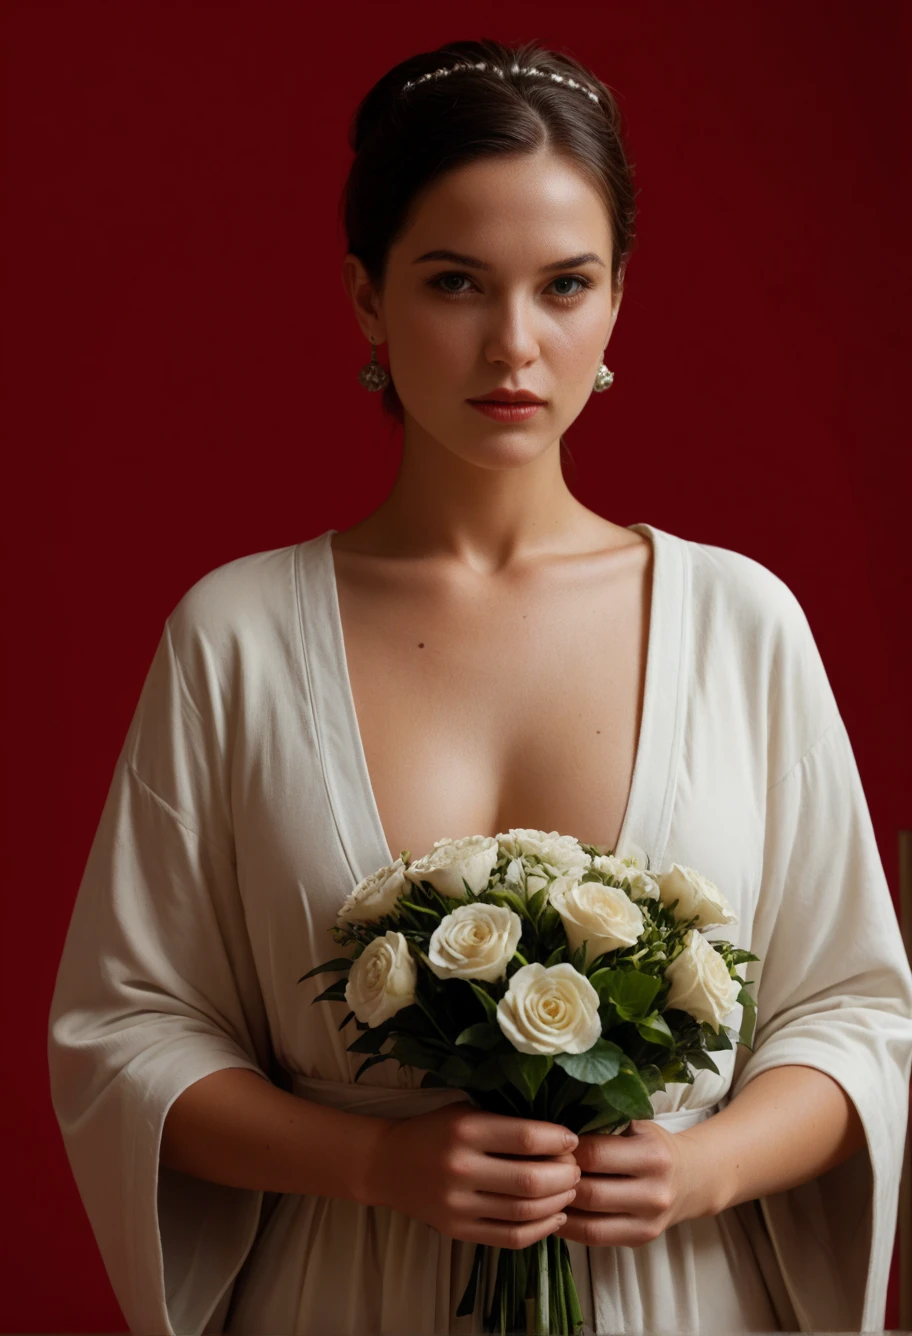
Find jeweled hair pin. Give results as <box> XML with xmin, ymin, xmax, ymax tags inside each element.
<box><xmin>401</xmin><ymin>60</ymin><xmax>600</xmax><ymax>105</ymax></box>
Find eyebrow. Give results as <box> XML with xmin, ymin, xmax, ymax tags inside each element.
<box><xmin>411</xmin><ymin>248</ymin><xmax>606</xmax><ymax>273</ymax></box>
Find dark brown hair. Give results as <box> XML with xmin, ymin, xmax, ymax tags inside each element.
<box><xmin>340</xmin><ymin>37</ymin><xmax>638</xmax><ymax>463</ymax></box>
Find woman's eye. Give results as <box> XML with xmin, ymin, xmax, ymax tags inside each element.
<box><xmin>425</xmin><ymin>272</ymin><xmax>593</xmax><ymax>304</ymax></box>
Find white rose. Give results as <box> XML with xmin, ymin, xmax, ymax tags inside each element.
<box><xmin>496</xmin><ymin>828</ymin><xmax>592</xmax><ymax>879</ymax></box>
<box><xmin>656</xmin><ymin>863</ymin><xmax>738</xmax><ymax>928</ymax></box>
<box><xmin>588</xmin><ymin>853</ymin><xmax>659</xmax><ymax>902</ymax></box>
<box><xmin>549</xmin><ymin>876</ymin><xmax>646</xmax><ymax>959</ymax></box>
<box><xmin>497</xmin><ymin>962</ymin><xmax>602</xmax><ymax>1056</ymax></box>
<box><xmin>503</xmin><ymin>856</ymin><xmax>548</xmax><ymax>899</ymax></box>
<box><xmin>404</xmin><ymin>835</ymin><xmax>500</xmax><ymax>899</ymax></box>
<box><xmin>337</xmin><ymin>857</ymin><xmax>410</xmax><ymax>924</ymax></box>
<box><xmin>427</xmin><ymin>903</ymin><xmax>523</xmax><ymax>983</ymax></box>
<box><xmin>345</xmin><ymin>930</ymin><xmax>417</xmax><ymax>1027</ymax></box>
<box><xmin>664</xmin><ymin>928</ymin><xmax>741</xmax><ymax>1030</ymax></box>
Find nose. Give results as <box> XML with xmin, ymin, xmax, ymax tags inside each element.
<box><xmin>483</xmin><ymin>297</ymin><xmax>541</xmax><ymax>371</ymax></box>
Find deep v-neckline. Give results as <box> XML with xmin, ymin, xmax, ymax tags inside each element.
<box><xmin>295</xmin><ymin>523</ymin><xmax>689</xmax><ymax>890</ymax></box>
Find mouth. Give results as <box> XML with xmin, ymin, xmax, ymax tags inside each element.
<box><xmin>467</xmin><ymin>399</ymin><xmax>545</xmax><ymax>420</ymax></box>
<box><xmin>467</xmin><ymin>395</ymin><xmax>547</xmax><ymax>405</ymax></box>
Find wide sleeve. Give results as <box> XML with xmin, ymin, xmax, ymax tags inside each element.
<box><xmin>724</xmin><ymin>702</ymin><xmax>912</xmax><ymax>1332</ymax></box>
<box><xmin>47</xmin><ymin>603</ymin><xmax>275</xmax><ymax>1336</ymax></box>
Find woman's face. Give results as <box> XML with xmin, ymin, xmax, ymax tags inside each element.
<box><xmin>351</xmin><ymin>147</ymin><xmax>620</xmax><ymax>469</ymax></box>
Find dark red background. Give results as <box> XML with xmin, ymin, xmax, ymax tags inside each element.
<box><xmin>3</xmin><ymin>2</ymin><xmax>909</xmax><ymax>1330</ymax></box>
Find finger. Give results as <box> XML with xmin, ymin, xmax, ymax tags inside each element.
<box><xmin>472</xmin><ymin>1183</ymin><xmax>579</xmax><ymax>1223</ymax></box>
<box><xmin>569</xmin><ymin>1174</ymin><xmax>670</xmax><ymax>1217</ymax></box>
<box><xmin>471</xmin><ymin>1150</ymin><xmax>582</xmax><ymax>1199</ymax></box>
<box><xmin>463</xmin><ymin>1114</ymin><xmax>578</xmax><ymax>1158</ymax></box>
<box><xmin>575</xmin><ymin>1126</ymin><xmax>668</xmax><ymax>1174</ymax></box>
<box><xmin>468</xmin><ymin>1212</ymin><xmax>569</xmax><ymax>1250</ymax></box>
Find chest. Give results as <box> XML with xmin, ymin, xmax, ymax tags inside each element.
<box><xmin>332</xmin><ymin>540</ymin><xmax>653</xmax><ymax>865</ymax></box>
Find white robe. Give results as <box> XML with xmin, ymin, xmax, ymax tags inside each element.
<box><xmin>47</xmin><ymin>522</ymin><xmax>912</xmax><ymax>1335</ymax></box>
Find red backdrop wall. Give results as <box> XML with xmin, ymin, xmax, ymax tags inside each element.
<box><xmin>3</xmin><ymin>2</ymin><xmax>909</xmax><ymax>1330</ymax></box>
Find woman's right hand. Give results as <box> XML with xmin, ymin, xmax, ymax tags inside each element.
<box><xmin>366</xmin><ymin>1100</ymin><xmax>582</xmax><ymax>1248</ymax></box>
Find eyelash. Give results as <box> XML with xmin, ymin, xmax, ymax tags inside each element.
<box><xmin>425</xmin><ymin>271</ymin><xmax>595</xmax><ymax>305</ymax></box>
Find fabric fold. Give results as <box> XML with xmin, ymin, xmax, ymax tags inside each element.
<box><xmin>722</xmin><ymin>716</ymin><xmax>912</xmax><ymax>1332</ymax></box>
<box><xmin>48</xmin><ymin>620</ymin><xmax>275</xmax><ymax>1336</ymax></box>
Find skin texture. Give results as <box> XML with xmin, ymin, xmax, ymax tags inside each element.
<box><xmin>366</xmin><ymin>1102</ymin><xmax>583</xmax><ymax>1247</ymax></box>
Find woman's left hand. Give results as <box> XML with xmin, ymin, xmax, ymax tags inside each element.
<box><xmin>554</xmin><ymin>1119</ymin><xmax>716</xmax><ymax>1247</ymax></box>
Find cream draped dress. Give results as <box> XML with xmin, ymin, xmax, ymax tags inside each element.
<box><xmin>47</xmin><ymin>523</ymin><xmax>912</xmax><ymax>1335</ymax></box>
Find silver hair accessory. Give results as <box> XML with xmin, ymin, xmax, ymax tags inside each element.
<box><xmin>401</xmin><ymin>59</ymin><xmax>600</xmax><ymax>104</ymax></box>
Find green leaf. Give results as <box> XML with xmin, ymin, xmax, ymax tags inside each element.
<box><xmin>346</xmin><ymin>1025</ymin><xmax>392</xmax><ymax>1055</ymax></box>
<box><xmin>636</xmin><ymin>1063</ymin><xmax>666</xmax><ymax>1095</ymax></box>
<box><xmin>439</xmin><ymin>1053</ymin><xmax>475</xmax><ymax>1085</ymax></box>
<box><xmin>503</xmin><ymin>1051</ymin><xmax>552</xmax><ymax>1103</ymax></box>
<box><xmin>526</xmin><ymin>885</ymin><xmax>550</xmax><ymax>925</ymax></box>
<box><xmin>577</xmin><ymin>1105</ymin><xmax>629</xmax><ymax>1135</ymax></box>
<box><xmin>336</xmin><ymin>1009</ymin><xmax>356</xmax><ymax>1032</ymax></box>
<box><xmin>739</xmin><ymin>998</ymin><xmax>757</xmax><ymax>1048</ymax></box>
<box><xmin>569</xmin><ymin>940</ymin><xmax>589</xmax><ymax>974</ymax></box>
<box><xmin>703</xmin><ymin>1023</ymin><xmax>734</xmax><ymax>1051</ymax></box>
<box><xmin>455</xmin><ymin>1022</ymin><xmax>502</xmax><ymax>1050</ymax></box>
<box><xmin>297</xmin><ymin>957</ymin><xmax>353</xmax><ymax>983</ymax></box>
<box><xmin>659</xmin><ymin>1056</ymin><xmax>688</xmax><ymax>1083</ymax></box>
<box><xmin>600</xmin><ymin>1066</ymin><xmax>655</xmax><ymax>1118</ymax></box>
<box><xmin>420</xmin><ymin>1070</ymin><xmax>451</xmax><ymax>1089</ymax></box>
<box><xmin>311</xmin><ymin>977</ymin><xmax>349</xmax><ymax>1004</ymax></box>
<box><xmin>468</xmin><ymin>981</ymin><xmax>499</xmax><ymax>1023</ymax></box>
<box><xmin>398</xmin><ymin>899</ymin><xmax>441</xmax><ymax>919</ymax></box>
<box><xmin>554</xmin><ymin>1037</ymin><xmax>625</xmax><ymax>1084</ymax></box>
<box><xmin>487</xmin><ymin>888</ymin><xmax>531</xmax><ymax>921</ymax></box>
<box><xmin>607</xmin><ymin>969</ymin><xmax>661</xmax><ymax>1019</ymax></box>
<box><xmin>353</xmin><ymin>1052</ymin><xmax>392</xmax><ymax>1082</ymax></box>
<box><xmin>634</xmin><ymin>1011</ymin><xmax>675</xmax><ymax>1048</ymax></box>
<box><xmin>685</xmin><ymin>1049</ymin><xmax>721</xmax><ymax>1075</ymax></box>
<box><xmin>538</xmin><ymin>906</ymin><xmax>563</xmax><ymax>936</ymax></box>
<box><xmin>543</xmin><ymin>944</ymin><xmax>567</xmax><ymax>968</ymax></box>
<box><xmin>390</xmin><ymin>1033</ymin><xmax>451</xmax><ymax>1071</ymax></box>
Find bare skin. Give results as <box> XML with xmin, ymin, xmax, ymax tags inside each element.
<box><xmin>331</xmin><ymin>514</ymin><xmax>650</xmax><ymax>864</ymax></box>
<box><xmin>366</xmin><ymin>1102</ymin><xmax>583</xmax><ymax>1248</ymax></box>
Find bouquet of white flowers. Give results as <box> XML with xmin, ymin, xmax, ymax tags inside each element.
<box><xmin>299</xmin><ymin>828</ymin><xmax>760</xmax><ymax>1335</ymax></box>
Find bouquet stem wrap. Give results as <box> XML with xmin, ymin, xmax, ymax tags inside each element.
<box><xmin>289</xmin><ymin>1072</ymin><xmax>718</xmax><ymax>1334</ymax></box>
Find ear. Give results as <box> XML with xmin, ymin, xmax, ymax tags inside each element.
<box><xmin>342</xmin><ymin>253</ymin><xmax>387</xmax><ymax>344</ymax></box>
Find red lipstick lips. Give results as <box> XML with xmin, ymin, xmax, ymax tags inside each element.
<box><xmin>467</xmin><ymin>387</ymin><xmax>547</xmax><ymax>421</ymax></box>
<box><xmin>468</xmin><ymin>388</ymin><xmax>546</xmax><ymax>403</ymax></box>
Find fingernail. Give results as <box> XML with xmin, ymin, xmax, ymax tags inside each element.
<box><xmin>564</xmin><ymin>1132</ymin><xmax>578</xmax><ymax>1149</ymax></box>
<box><xmin>555</xmin><ymin>1214</ymin><xmax>567</xmax><ymax>1226</ymax></box>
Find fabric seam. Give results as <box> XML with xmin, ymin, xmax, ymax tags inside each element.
<box><xmin>126</xmin><ymin>760</ymin><xmax>236</xmax><ymax>865</ymax></box>
<box><xmin>766</xmin><ymin>714</ymin><xmax>841</xmax><ymax>795</ymax></box>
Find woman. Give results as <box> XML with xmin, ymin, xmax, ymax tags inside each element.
<box><xmin>48</xmin><ymin>37</ymin><xmax>912</xmax><ymax>1336</ymax></box>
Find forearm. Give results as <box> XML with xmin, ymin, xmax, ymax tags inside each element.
<box><xmin>684</xmin><ymin>1063</ymin><xmax>868</xmax><ymax>1215</ymax></box>
<box><xmin>160</xmin><ymin>1066</ymin><xmax>392</xmax><ymax>1205</ymax></box>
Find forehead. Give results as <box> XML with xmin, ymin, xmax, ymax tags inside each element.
<box><xmin>393</xmin><ymin>151</ymin><xmax>612</xmax><ymax>265</ymax></box>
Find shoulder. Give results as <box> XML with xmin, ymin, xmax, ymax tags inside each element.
<box><xmin>681</xmin><ymin>533</ymin><xmax>809</xmax><ymax>639</ymax></box>
<box><xmin>163</xmin><ymin>540</ymin><xmax>310</xmax><ymax>686</ymax></box>
<box><xmin>668</xmin><ymin>529</ymin><xmax>842</xmax><ymax>781</ymax></box>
